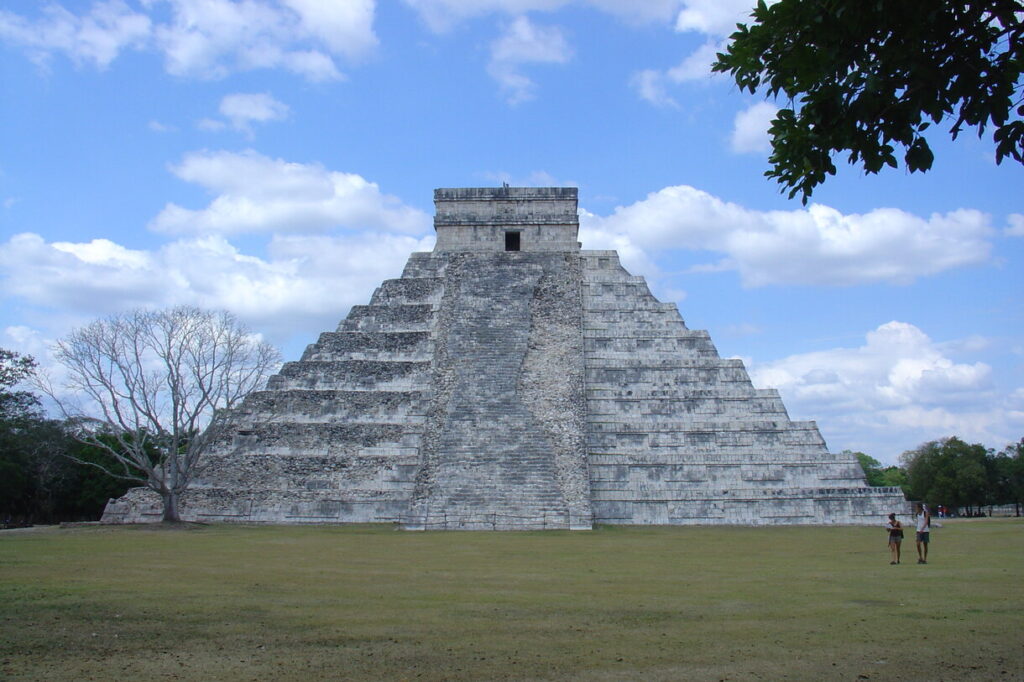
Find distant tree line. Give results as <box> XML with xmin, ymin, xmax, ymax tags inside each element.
<box><xmin>0</xmin><ymin>350</ymin><xmax>137</xmax><ymax>524</ymax></box>
<box><xmin>852</xmin><ymin>437</ymin><xmax>1024</xmax><ymax>516</ymax></box>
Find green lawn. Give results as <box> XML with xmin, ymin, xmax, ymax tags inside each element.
<box><xmin>1</xmin><ymin>519</ymin><xmax>1021</xmax><ymax>680</ymax></box>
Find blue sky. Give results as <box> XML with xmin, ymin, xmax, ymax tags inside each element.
<box><xmin>1</xmin><ymin>0</ymin><xmax>1021</xmax><ymax>464</ymax></box>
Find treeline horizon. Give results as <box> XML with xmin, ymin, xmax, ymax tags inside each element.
<box><xmin>851</xmin><ymin>436</ymin><xmax>1024</xmax><ymax>516</ymax></box>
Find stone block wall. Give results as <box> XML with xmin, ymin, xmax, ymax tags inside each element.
<box><xmin>580</xmin><ymin>250</ymin><xmax>905</xmax><ymax>525</ymax></box>
<box><xmin>433</xmin><ymin>186</ymin><xmax>580</xmax><ymax>253</ymax></box>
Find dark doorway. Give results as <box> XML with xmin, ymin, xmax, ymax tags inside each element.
<box><xmin>505</xmin><ymin>231</ymin><xmax>521</xmax><ymax>251</ymax></box>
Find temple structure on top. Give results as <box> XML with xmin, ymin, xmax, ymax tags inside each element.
<box><xmin>104</xmin><ymin>187</ymin><xmax>906</xmax><ymax>528</ymax></box>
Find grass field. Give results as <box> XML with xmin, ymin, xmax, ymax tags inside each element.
<box><xmin>1</xmin><ymin>519</ymin><xmax>1021</xmax><ymax>681</ymax></box>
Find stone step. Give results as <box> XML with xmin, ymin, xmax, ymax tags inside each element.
<box><xmin>584</xmin><ymin>328</ymin><xmax>708</xmax><ymax>339</ymax></box>
<box><xmin>589</xmin><ymin>447</ymin><xmax>832</xmax><ymax>461</ymax></box>
<box><xmin>590</xmin><ymin>476</ymin><xmax>869</xmax><ymax>495</ymax></box>
<box><xmin>587</xmin><ymin>373</ymin><xmax>754</xmax><ymax>388</ymax></box>
<box><xmin>586</xmin><ymin>352</ymin><xmax>721</xmax><ymax>363</ymax></box>
<box><xmin>301</xmin><ymin>331</ymin><xmax>433</xmax><ymax>362</ymax></box>
<box><xmin>587</xmin><ymin>398</ymin><xmax>789</xmax><ymax>418</ymax></box>
<box><xmin>591</xmin><ymin>485</ymin><xmax>901</xmax><ymax>502</ymax></box>
<box><xmin>586</xmin><ymin>432</ymin><xmax>828</xmax><ymax>449</ymax></box>
<box><xmin>369</xmin><ymin>277</ymin><xmax>443</xmax><ymax>305</ymax></box>
<box><xmin>235</xmin><ymin>389</ymin><xmax>430</xmax><ymax>421</ymax></box>
<box><xmin>586</xmin><ymin>417</ymin><xmax>820</xmax><ymax>431</ymax></box>
<box><xmin>584</xmin><ymin>301</ymin><xmax>680</xmax><ymax>312</ymax></box>
<box><xmin>401</xmin><ymin>253</ymin><xmax>446</xmax><ymax>278</ymax></box>
<box><xmin>587</xmin><ymin>357</ymin><xmax>746</xmax><ymax>368</ymax></box>
<box><xmin>587</xmin><ymin>429</ymin><xmax>826</xmax><ymax>446</ymax></box>
<box><xmin>186</xmin><ymin>454</ymin><xmax>420</xmax><ymax>495</ymax></box>
<box><xmin>267</xmin><ymin>360</ymin><xmax>431</xmax><ymax>391</ymax></box>
<box><xmin>340</xmin><ymin>304</ymin><xmax>436</xmax><ymax>332</ymax></box>
<box><xmin>587</xmin><ymin>453</ymin><xmax>861</xmax><ymax>466</ymax></box>
<box><xmin>401</xmin><ymin>509</ymin><xmax>579</xmax><ymax>530</ymax></box>
<box><xmin>586</xmin><ymin>387</ymin><xmax>782</xmax><ymax>399</ymax></box>
<box><xmin>218</xmin><ymin>421</ymin><xmax>422</xmax><ymax>455</ymax></box>
<box><xmin>583</xmin><ymin>279</ymin><xmax>655</xmax><ymax>292</ymax></box>
<box><xmin>584</xmin><ymin>335</ymin><xmax>716</xmax><ymax>353</ymax></box>
<box><xmin>584</xmin><ymin>329</ymin><xmax>703</xmax><ymax>339</ymax></box>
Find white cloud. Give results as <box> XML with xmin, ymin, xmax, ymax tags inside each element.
<box><xmin>197</xmin><ymin>118</ymin><xmax>227</xmax><ymax>132</ymax></box>
<box><xmin>488</xmin><ymin>16</ymin><xmax>572</xmax><ymax>104</ymax></box>
<box><xmin>586</xmin><ymin>0</ymin><xmax>683</xmax><ymax>24</ymax></box>
<box><xmin>730</xmin><ymin>101</ymin><xmax>777</xmax><ymax>154</ymax></box>
<box><xmin>52</xmin><ymin>237</ymin><xmax>151</xmax><ymax>269</ymax></box>
<box><xmin>752</xmin><ymin>322</ymin><xmax>993</xmax><ymax>410</ymax></box>
<box><xmin>1006</xmin><ymin>213</ymin><xmax>1024</xmax><ymax>237</ymax></box>
<box><xmin>278</xmin><ymin>0</ymin><xmax>377</xmax><ymax>59</ymax></box>
<box><xmin>152</xmin><ymin>0</ymin><xmax>337</xmax><ymax>80</ymax></box>
<box><xmin>149</xmin><ymin>150</ymin><xmax>430</xmax><ymax>236</ymax></box>
<box><xmin>665</xmin><ymin>39</ymin><xmax>722</xmax><ymax>82</ymax></box>
<box><xmin>2</xmin><ymin>326</ymin><xmax>50</xmax><ymax>362</ymax></box>
<box><xmin>0</xmin><ymin>233</ymin><xmax>164</xmax><ymax>313</ymax></box>
<box><xmin>634</xmin><ymin>1</ymin><xmax>769</xmax><ymax>109</ymax></box>
<box><xmin>148</xmin><ymin>119</ymin><xmax>177</xmax><ymax>133</ymax></box>
<box><xmin>0</xmin><ymin>231</ymin><xmax>434</xmax><ymax>348</ymax></box>
<box><xmin>0</xmin><ymin>155</ymin><xmax>434</xmax><ymax>353</ymax></box>
<box><xmin>0</xmin><ymin>0</ymin><xmax>378</xmax><ymax>81</ymax></box>
<box><xmin>577</xmin><ymin>209</ymin><xmax>663</xmax><ymax>277</ymax></box>
<box><xmin>217</xmin><ymin>92</ymin><xmax>290</xmax><ymax>134</ymax></box>
<box><xmin>401</xmin><ymin>0</ymin><xmax>703</xmax><ymax>104</ymax></box>
<box><xmin>490</xmin><ymin>15</ymin><xmax>570</xmax><ymax>63</ymax></box>
<box><xmin>674</xmin><ymin>0</ymin><xmax>758</xmax><ymax>37</ymax></box>
<box><xmin>748</xmin><ymin>321</ymin><xmax>1021</xmax><ymax>462</ymax></box>
<box><xmin>630</xmin><ymin>69</ymin><xmax>677</xmax><ymax>108</ymax></box>
<box><xmin>0</xmin><ymin>0</ymin><xmax>151</xmax><ymax>69</ymax></box>
<box><xmin>631</xmin><ymin>39</ymin><xmax>726</xmax><ymax>106</ymax></box>
<box><xmin>581</xmin><ymin>185</ymin><xmax>994</xmax><ymax>287</ymax></box>
<box><xmin>404</xmin><ymin>0</ymin><xmax>684</xmax><ymax>32</ymax></box>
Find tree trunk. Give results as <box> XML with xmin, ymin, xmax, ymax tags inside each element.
<box><xmin>161</xmin><ymin>490</ymin><xmax>181</xmax><ymax>523</ymax></box>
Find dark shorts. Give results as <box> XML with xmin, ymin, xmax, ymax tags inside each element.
<box><xmin>916</xmin><ymin>531</ymin><xmax>930</xmax><ymax>544</ymax></box>
<box><xmin>889</xmin><ymin>535</ymin><xmax>902</xmax><ymax>545</ymax></box>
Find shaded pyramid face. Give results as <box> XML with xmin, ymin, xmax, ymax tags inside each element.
<box><xmin>104</xmin><ymin>188</ymin><xmax>905</xmax><ymax>527</ymax></box>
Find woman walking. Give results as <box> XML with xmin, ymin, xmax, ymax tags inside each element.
<box><xmin>886</xmin><ymin>513</ymin><xmax>903</xmax><ymax>564</ymax></box>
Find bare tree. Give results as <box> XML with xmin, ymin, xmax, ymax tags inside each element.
<box><xmin>48</xmin><ymin>306</ymin><xmax>281</xmax><ymax>522</ymax></box>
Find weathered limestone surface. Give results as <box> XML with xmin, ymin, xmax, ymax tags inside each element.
<box><xmin>103</xmin><ymin>187</ymin><xmax>905</xmax><ymax>527</ymax></box>
<box><xmin>580</xmin><ymin>250</ymin><xmax>901</xmax><ymax>525</ymax></box>
<box><xmin>433</xmin><ymin>186</ymin><xmax>580</xmax><ymax>252</ymax></box>
<box><xmin>404</xmin><ymin>251</ymin><xmax>589</xmax><ymax>529</ymax></box>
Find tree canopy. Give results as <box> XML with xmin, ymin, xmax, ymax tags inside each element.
<box><xmin>2</xmin><ymin>349</ymin><xmax>137</xmax><ymax>524</ymax></box>
<box><xmin>899</xmin><ymin>436</ymin><xmax>1024</xmax><ymax>514</ymax></box>
<box><xmin>51</xmin><ymin>306</ymin><xmax>281</xmax><ymax>522</ymax></box>
<box><xmin>713</xmin><ymin>0</ymin><xmax>1024</xmax><ymax>202</ymax></box>
<box><xmin>0</xmin><ymin>349</ymin><xmax>43</xmax><ymax>521</ymax></box>
<box><xmin>851</xmin><ymin>451</ymin><xmax>907</xmax><ymax>488</ymax></box>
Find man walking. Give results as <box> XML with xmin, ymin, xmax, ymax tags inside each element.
<box><xmin>915</xmin><ymin>503</ymin><xmax>931</xmax><ymax>564</ymax></box>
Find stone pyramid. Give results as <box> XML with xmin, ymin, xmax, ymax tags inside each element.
<box><xmin>104</xmin><ymin>187</ymin><xmax>905</xmax><ymax>528</ymax></box>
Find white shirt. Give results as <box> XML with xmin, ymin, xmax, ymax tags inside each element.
<box><xmin>916</xmin><ymin>511</ymin><xmax>930</xmax><ymax>532</ymax></box>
